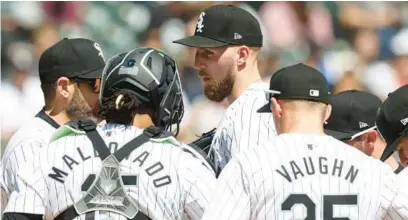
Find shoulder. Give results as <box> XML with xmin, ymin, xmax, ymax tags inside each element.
<box><xmin>231</xmin><ymin>138</ymin><xmax>276</xmax><ymax>173</ymax></box>
<box><xmin>1</xmin><ymin>138</ymin><xmax>43</xmax><ymax>167</ymax></box>
<box><xmin>223</xmin><ymin>83</ymin><xmax>269</xmax><ymax>120</ymax></box>
<box><xmin>3</xmin><ymin>118</ymin><xmax>54</xmax><ymax>157</ymax></box>
<box><xmin>7</xmin><ymin>117</ymin><xmax>55</xmax><ymax>144</ymax></box>
<box><xmin>173</xmin><ymin>143</ymin><xmax>217</xmax><ymax>177</ymax></box>
<box><xmin>227</xmin><ymin>86</ymin><xmax>267</xmax><ymax>112</ymax></box>
<box><xmin>49</xmin><ymin>120</ymin><xmax>88</xmax><ymax>143</ymax></box>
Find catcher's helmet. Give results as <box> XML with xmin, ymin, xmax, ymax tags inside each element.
<box><xmin>99</xmin><ymin>47</ymin><xmax>184</xmax><ymax>135</ymax></box>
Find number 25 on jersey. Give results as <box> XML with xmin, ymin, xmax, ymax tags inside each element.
<box><xmin>282</xmin><ymin>194</ymin><xmax>358</xmax><ymax>220</ymax></box>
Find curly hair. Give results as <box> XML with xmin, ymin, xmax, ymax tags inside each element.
<box><xmin>98</xmin><ymin>90</ymin><xmax>152</xmax><ymax>125</ymax></box>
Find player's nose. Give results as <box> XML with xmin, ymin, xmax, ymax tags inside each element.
<box><xmin>194</xmin><ymin>56</ymin><xmax>206</xmax><ymax>71</ymax></box>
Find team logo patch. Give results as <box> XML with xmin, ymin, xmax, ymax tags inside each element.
<box><xmin>196</xmin><ymin>12</ymin><xmax>205</xmax><ymax>33</ymax></box>
<box><xmin>94</xmin><ymin>43</ymin><xmax>105</xmax><ymax>61</ymax></box>
<box><xmin>127</xmin><ymin>59</ymin><xmax>136</xmax><ymax>67</ymax></box>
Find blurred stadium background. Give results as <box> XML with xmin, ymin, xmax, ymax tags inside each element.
<box><xmin>2</xmin><ymin>1</ymin><xmax>408</xmax><ymax>154</ymax></box>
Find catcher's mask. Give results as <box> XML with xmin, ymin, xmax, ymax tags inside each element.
<box><xmin>99</xmin><ymin>47</ymin><xmax>184</xmax><ymax>135</ymax></box>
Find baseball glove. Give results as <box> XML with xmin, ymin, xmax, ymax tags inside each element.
<box><xmin>188</xmin><ymin>128</ymin><xmax>216</xmax><ymax>155</ymax></box>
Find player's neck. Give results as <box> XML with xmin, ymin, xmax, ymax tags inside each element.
<box><xmin>371</xmin><ymin>141</ymin><xmax>385</xmax><ymax>159</ymax></box>
<box><xmin>282</xmin><ymin>126</ymin><xmax>326</xmax><ymax>136</ymax></box>
<box><xmin>280</xmin><ymin>116</ymin><xmax>326</xmax><ymax>135</ymax></box>
<box><xmin>132</xmin><ymin>114</ymin><xmax>154</xmax><ymax>129</ymax></box>
<box><xmin>44</xmin><ymin>108</ymin><xmax>71</xmax><ymax>126</ymax></box>
<box><xmin>227</xmin><ymin>64</ymin><xmax>261</xmax><ymax>104</ymax></box>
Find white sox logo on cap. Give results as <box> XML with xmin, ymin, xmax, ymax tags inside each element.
<box><xmin>196</xmin><ymin>12</ymin><xmax>205</xmax><ymax>33</ymax></box>
<box><xmin>94</xmin><ymin>43</ymin><xmax>105</xmax><ymax>61</ymax></box>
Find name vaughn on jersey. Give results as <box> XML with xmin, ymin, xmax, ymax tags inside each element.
<box><xmin>277</xmin><ymin>156</ymin><xmax>359</xmax><ymax>183</ymax></box>
<box><xmin>49</xmin><ymin>143</ymin><xmax>171</xmax><ymax>188</ymax></box>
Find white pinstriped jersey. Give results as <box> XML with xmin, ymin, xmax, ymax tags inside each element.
<box><xmin>384</xmin><ymin>167</ymin><xmax>408</xmax><ymax>220</ymax></box>
<box><xmin>202</xmin><ymin>134</ymin><xmax>408</xmax><ymax>220</ymax></box>
<box><xmin>4</xmin><ymin>123</ymin><xmax>216</xmax><ymax>220</ymax></box>
<box><xmin>210</xmin><ymin>81</ymin><xmax>277</xmax><ymax>172</ymax></box>
<box><xmin>1</xmin><ymin>115</ymin><xmax>57</xmax><ymax>213</ymax></box>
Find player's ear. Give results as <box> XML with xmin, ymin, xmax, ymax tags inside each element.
<box><xmin>56</xmin><ymin>77</ymin><xmax>72</xmax><ymax>99</ymax></box>
<box><xmin>271</xmin><ymin>97</ymin><xmax>282</xmax><ymax>118</ymax></box>
<box><xmin>236</xmin><ymin>46</ymin><xmax>249</xmax><ymax>67</ymax></box>
<box><xmin>365</xmin><ymin>130</ymin><xmax>377</xmax><ymax>144</ymax></box>
<box><xmin>324</xmin><ymin>104</ymin><xmax>332</xmax><ymax>122</ymax></box>
<box><xmin>363</xmin><ymin>131</ymin><xmax>376</xmax><ymax>155</ymax></box>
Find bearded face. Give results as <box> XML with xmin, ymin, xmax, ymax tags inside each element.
<box><xmin>194</xmin><ymin>47</ymin><xmax>240</xmax><ymax>103</ymax></box>
<box><xmin>200</xmin><ymin>65</ymin><xmax>235</xmax><ymax>102</ymax></box>
<box><xmin>65</xmin><ymin>84</ymin><xmax>98</xmax><ymax>122</ymax></box>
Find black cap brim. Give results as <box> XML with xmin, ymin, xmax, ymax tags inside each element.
<box><xmin>173</xmin><ymin>35</ymin><xmax>229</xmax><ymax>48</ymax></box>
<box><xmin>324</xmin><ymin>129</ymin><xmax>355</xmax><ymax>141</ymax></box>
<box><xmin>380</xmin><ymin>126</ymin><xmax>408</xmax><ymax>161</ymax></box>
<box><xmin>75</xmin><ymin>67</ymin><xmax>104</xmax><ymax>79</ymax></box>
<box><xmin>257</xmin><ymin>103</ymin><xmax>271</xmax><ymax>113</ymax></box>
<box><xmin>380</xmin><ymin>137</ymin><xmax>400</xmax><ymax>162</ymax></box>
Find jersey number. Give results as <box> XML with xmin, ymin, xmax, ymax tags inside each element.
<box><xmin>281</xmin><ymin>194</ymin><xmax>358</xmax><ymax>220</ymax></box>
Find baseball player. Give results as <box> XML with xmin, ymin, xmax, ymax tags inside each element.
<box><xmin>2</xmin><ymin>48</ymin><xmax>215</xmax><ymax>220</ymax></box>
<box><xmin>324</xmin><ymin>90</ymin><xmax>403</xmax><ymax>173</ymax></box>
<box><xmin>202</xmin><ymin>63</ymin><xmax>408</xmax><ymax>220</ymax></box>
<box><xmin>377</xmin><ymin>85</ymin><xmax>408</xmax><ymax>167</ymax></box>
<box><xmin>173</xmin><ymin>4</ymin><xmax>276</xmax><ymax>175</ymax></box>
<box><xmin>0</xmin><ymin>38</ymin><xmax>105</xmax><ymax>212</ymax></box>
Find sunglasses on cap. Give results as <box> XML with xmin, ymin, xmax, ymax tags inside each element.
<box><xmin>341</xmin><ymin>126</ymin><xmax>378</xmax><ymax>142</ymax></box>
<box><xmin>264</xmin><ymin>89</ymin><xmax>281</xmax><ymax>101</ymax></box>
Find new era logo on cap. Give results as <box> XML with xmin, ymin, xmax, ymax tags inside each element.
<box><xmin>401</xmin><ymin>118</ymin><xmax>408</xmax><ymax>126</ymax></box>
<box><xmin>359</xmin><ymin>122</ymin><xmax>368</xmax><ymax>129</ymax></box>
<box><xmin>234</xmin><ymin>33</ymin><xmax>242</xmax><ymax>40</ymax></box>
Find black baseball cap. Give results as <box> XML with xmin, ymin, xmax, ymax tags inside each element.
<box><xmin>173</xmin><ymin>4</ymin><xmax>262</xmax><ymax>48</ymax></box>
<box><xmin>258</xmin><ymin>63</ymin><xmax>330</xmax><ymax>113</ymax></box>
<box><xmin>324</xmin><ymin>90</ymin><xmax>381</xmax><ymax>141</ymax></box>
<box><xmin>39</xmin><ymin>38</ymin><xmax>106</xmax><ymax>83</ymax></box>
<box><xmin>377</xmin><ymin>85</ymin><xmax>408</xmax><ymax>161</ymax></box>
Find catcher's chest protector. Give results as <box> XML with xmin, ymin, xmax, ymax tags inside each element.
<box><xmin>56</xmin><ymin>120</ymin><xmax>163</xmax><ymax>220</ymax></box>
<box><xmin>75</xmin><ymin>155</ymin><xmax>139</xmax><ymax>218</ymax></box>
